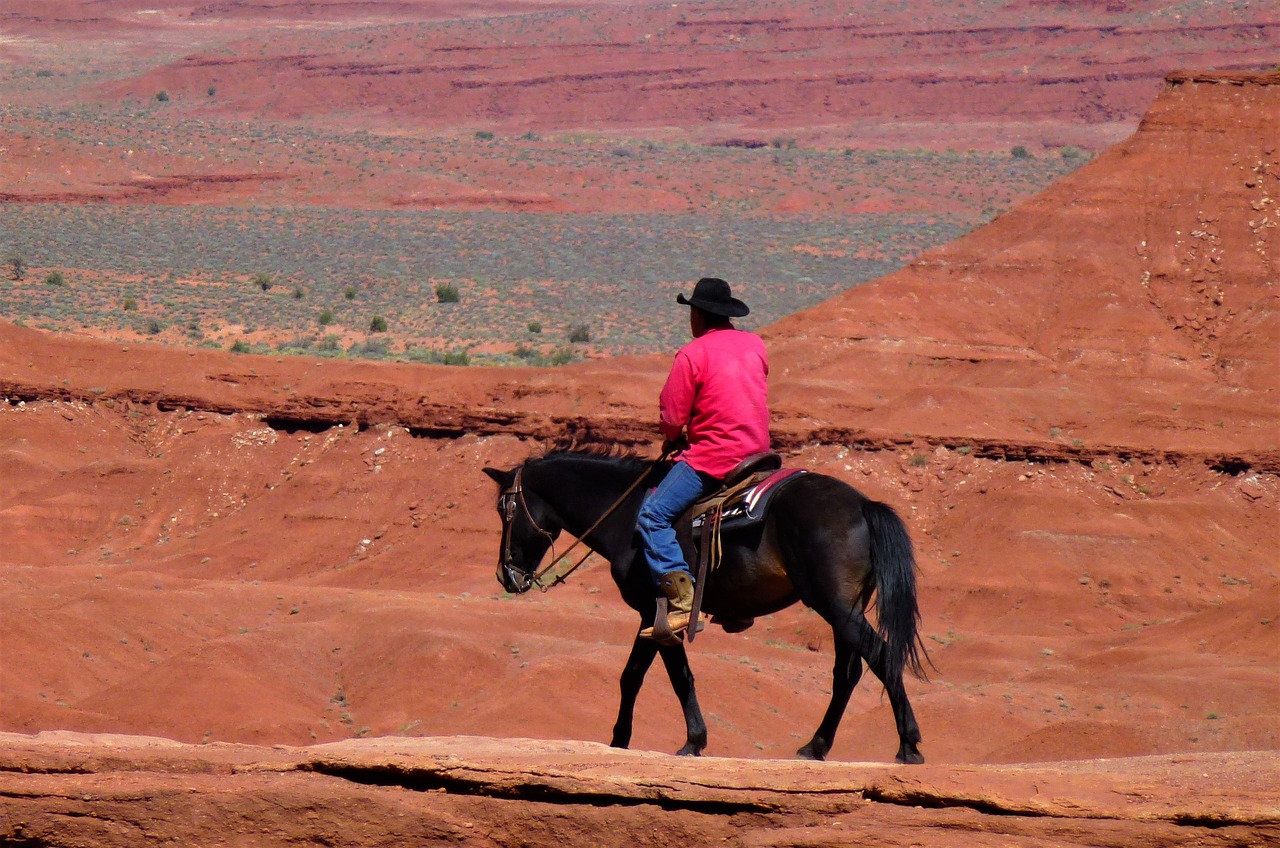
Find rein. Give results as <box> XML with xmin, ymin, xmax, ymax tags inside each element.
<box><xmin>502</xmin><ymin>451</ymin><xmax>668</xmax><ymax>592</ymax></box>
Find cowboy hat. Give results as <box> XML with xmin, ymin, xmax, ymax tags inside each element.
<box><xmin>676</xmin><ymin>277</ymin><xmax>750</xmax><ymax>317</ymax></box>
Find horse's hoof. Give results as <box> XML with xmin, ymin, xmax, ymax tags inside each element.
<box><xmin>675</xmin><ymin>745</ymin><xmax>703</xmax><ymax>757</ymax></box>
<box><xmin>796</xmin><ymin>744</ymin><xmax>825</xmax><ymax>761</ymax></box>
<box><xmin>895</xmin><ymin>748</ymin><xmax>925</xmax><ymax>765</ymax></box>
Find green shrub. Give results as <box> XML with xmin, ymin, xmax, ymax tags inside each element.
<box><xmin>1011</xmin><ymin>145</ymin><xmax>1032</xmax><ymax>159</ymax></box>
<box><xmin>292</xmin><ymin>286</ymin><xmax>305</xmax><ymax>300</ymax></box>
<box><xmin>369</xmin><ymin>315</ymin><xmax>388</xmax><ymax>333</ymax></box>
<box><xmin>527</xmin><ymin>321</ymin><xmax>542</xmax><ymax>334</ymax></box>
<box><xmin>230</xmin><ymin>339</ymin><xmax>251</xmax><ymax>354</ymax></box>
<box><xmin>155</xmin><ymin>91</ymin><xmax>170</xmax><ymax>102</ymax></box>
<box><xmin>435</xmin><ymin>282</ymin><xmax>460</xmax><ymax>304</ymax></box>
<box><xmin>144</xmin><ymin>318</ymin><xmax>164</xmax><ymax>335</ymax></box>
<box><xmin>275</xmin><ymin>336</ymin><xmax>315</xmax><ymax>352</ymax></box>
<box><xmin>344</xmin><ymin>286</ymin><xmax>356</xmax><ymax>300</ymax></box>
<box><xmin>567</xmin><ymin>322</ymin><xmax>591</xmax><ymax>343</ymax></box>
<box><xmin>404</xmin><ymin>347</ymin><xmax>440</xmax><ymax>363</ymax></box>
<box><xmin>253</xmin><ymin>273</ymin><xmax>273</xmax><ymax>291</ymax></box>
<box><xmin>352</xmin><ymin>338</ymin><xmax>391</xmax><ymax>358</ymax></box>
<box><xmin>442</xmin><ymin>350</ymin><xmax>470</xmax><ymax>366</ymax></box>
<box><xmin>318</xmin><ymin>308</ymin><xmax>334</xmax><ymax>326</ymax></box>
<box><xmin>207</xmin><ymin>86</ymin><xmax>216</xmax><ymax>97</ymax></box>
<box><xmin>123</xmin><ymin>296</ymin><xmax>138</xmax><ymax>311</ymax></box>
<box><xmin>474</xmin><ymin>130</ymin><xmax>495</xmax><ymax>141</ymax></box>
<box><xmin>548</xmin><ymin>347</ymin><xmax>576</xmax><ymax>366</ymax></box>
<box><xmin>44</xmin><ymin>271</ymin><xmax>65</xmax><ymax>287</ymax></box>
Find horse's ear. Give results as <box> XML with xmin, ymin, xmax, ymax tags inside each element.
<box><xmin>482</xmin><ymin>466</ymin><xmax>513</xmax><ymax>486</ymax></box>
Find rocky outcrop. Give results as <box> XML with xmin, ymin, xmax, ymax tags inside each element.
<box><xmin>2</xmin><ymin>734</ymin><xmax>1276</xmax><ymax>847</ymax></box>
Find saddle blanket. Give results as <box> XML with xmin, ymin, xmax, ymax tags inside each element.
<box><xmin>690</xmin><ymin>467</ymin><xmax>807</xmax><ymax>535</ymax></box>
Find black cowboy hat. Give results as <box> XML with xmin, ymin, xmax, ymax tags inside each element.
<box><xmin>676</xmin><ymin>277</ymin><xmax>750</xmax><ymax>318</ymax></box>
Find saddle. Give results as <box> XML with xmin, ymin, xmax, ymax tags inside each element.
<box><xmin>675</xmin><ymin>452</ymin><xmax>807</xmax><ymax>640</ymax></box>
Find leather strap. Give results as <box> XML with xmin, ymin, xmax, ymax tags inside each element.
<box><xmin>686</xmin><ymin>503</ymin><xmax>719</xmax><ymax>643</ymax></box>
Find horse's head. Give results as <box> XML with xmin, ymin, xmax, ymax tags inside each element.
<box><xmin>482</xmin><ymin>464</ymin><xmax>563</xmax><ymax>594</ymax></box>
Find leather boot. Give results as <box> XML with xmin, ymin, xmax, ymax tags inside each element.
<box><xmin>639</xmin><ymin>570</ymin><xmax>696</xmax><ymax>645</ymax></box>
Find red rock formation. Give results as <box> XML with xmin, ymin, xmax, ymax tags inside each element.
<box><xmin>0</xmin><ymin>45</ymin><xmax>1276</xmax><ymax>848</ymax></box>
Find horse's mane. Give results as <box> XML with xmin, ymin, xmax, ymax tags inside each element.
<box><xmin>531</xmin><ymin>440</ymin><xmax>656</xmax><ymax>476</ymax></box>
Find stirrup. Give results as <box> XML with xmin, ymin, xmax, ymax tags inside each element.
<box><xmin>639</xmin><ymin>597</ymin><xmax>703</xmax><ymax>645</ymax></box>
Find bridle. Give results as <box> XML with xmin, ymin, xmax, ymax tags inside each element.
<box><xmin>495</xmin><ymin>467</ymin><xmax>558</xmax><ymax>592</ymax></box>
<box><xmin>496</xmin><ymin>453</ymin><xmax>667</xmax><ymax>592</ymax></box>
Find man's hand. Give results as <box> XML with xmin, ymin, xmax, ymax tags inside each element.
<box><xmin>661</xmin><ymin>435</ymin><xmax>689</xmax><ymax>456</ymax></box>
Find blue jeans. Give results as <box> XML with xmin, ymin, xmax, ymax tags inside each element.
<box><xmin>637</xmin><ymin>460</ymin><xmax>719</xmax><ymax>584</ymax></box>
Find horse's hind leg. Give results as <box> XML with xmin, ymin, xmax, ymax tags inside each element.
<box><xmin>848</xmin><ymin>613</ymin><xmax>924</xmax><ymax>764</ymax></box>
<box><xmin>797</xmin><ymin>635</ymin><xmax>862</xmax><ymax>761</ymax></box>
<box><xmin>611</xmin><ymin>636</ymin><xmax>660</xmax><ymax>749</ymax></box>
<box><xmin>658</xmin><ymin>641</ymin><xmax>707</xmax><ymax>756</ymax></box>
<box><xmin>801</xmin><ymin>607</ymin><xmax>923</xmax><ymax>763</ymax></box>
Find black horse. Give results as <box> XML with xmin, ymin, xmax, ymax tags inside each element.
<box><xmin>483</xmin><ymin>446</ymin><xmax>928</xmax><ymax>763</ymax></box>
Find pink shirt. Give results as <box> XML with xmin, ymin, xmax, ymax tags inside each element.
<box><xmin>659</xmin><ymin>326</ymin><xmax>770</xmax><ymax>479</ymax></box>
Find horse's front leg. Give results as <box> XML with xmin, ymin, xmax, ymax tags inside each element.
<box><xmin>658</xmin><ymin>641</ymin><xmax>707</xmax><ymax>756</ymax></box>
<box><xmin>611</xmin><ymin>634</ymin><xmax>660</xmax><ymax>749</ymax></box>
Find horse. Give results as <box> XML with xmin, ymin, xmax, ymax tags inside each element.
<box><xmin>482</xmin><ymin>445</ymin><xmax>929</xmax><ymax>763</ymax></box>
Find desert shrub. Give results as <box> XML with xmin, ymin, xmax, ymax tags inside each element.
<box><xmin>442</xmin><ymin>350</ymin><xmax>470</xmax><ymax>366</ymax></box>
<box><xmin>351</xmin><ymin>338</ymin><xmax>391</xmax><ymax>358</ymax></box>
<box><xmin>435</xmin><ymin>282</ymin><xmax>460</xmax><ymax>303</ymax></box>
<box><xmin>292</xmin><ymin>286</ymin><xmax>305</xmax><ymax>300</ymax></box>
<box><xmin>567</xmin><ymin>322</ymin><xmax>591</xmax><ymax>343</ymax></box>
<box><xmin>513</xmin><ymin>343</ymin><xmax>537</xmax><ymax>360</ymax></box>
<box><xmin>7</xmin><ymin>253</ymin><xmax>25</xmax><ymax>281</ymax></box>
<box><xmin>520</xmin><ymin>130</ymin><xmax>540</xmax><ymax>141</ymax></box>
<box><xmin>144</xmin><ymin>318</ymin><xmax>163</xmax><ymax>335</ymax></box>
<box><xmin>123</xmin><ymin>296</ymin><xmax>138</xmax><ymax>311</ymax></box>
<box><xmin>253</xmin><ymin>273</ymin><xmax>273</xmax><ymax>291</ymax></box>
<box><xmin>404</xmin><ymin>347</ymin><xmax>440</xmax><ymax>363</ymax></box>
<box><xmin>229</xmin><ymin>339</ymin><xmax>251</xmax><ymax>354</ymax></box>
<box><xmin>344</xmin><ymin>286</ymin><xmax>356</xmax><ymax>300</ymax></box>
<box><xmin>1011</xmin><ymin>145</ymin><xmax>1032</xmax><ymax>159</ymax></box>
<box><xmin>548</xmin><ymin>347</ymin><xmax>576</xmax><ymax>366</ymax></box>
<box><xmin>276</xmin><ymin>336</ymin><xmax>314</xmax><ymax>353</ymax></box>
<box><xmin>369</xmin><ymin>315</ymin><xmax>388</xmax><ymax>333</ymax></box>
<box><xmin>1061</xmin><ymin>146</ymin><xmax>1085</xmax><ymax>160</ymax></box>
<box><xmin>318</xmin><ymin>308</ymin><xmax>334</xmax><ymax>326</ymax></box>
<box><xmin>474</xmin><ymin>130</ymin><xmax>495</xmax><ymax>141</ymax></box>
<box><xmin>35</xmin><ymin>69</ymin><xmax>54</xmax><ymax>78</ymax></box>
<box><xmin>155</xmin><ymin>91</ymin><xmax>170</xmax><ymax>102</ymax></box>
<box><xmin>44</xmin><ymin>271</ymin><xmax>65</xmax><ymax>287</ymax></box>
<box><xmin>207</xmin><ymin>86</ymin><xmax>216</xmax><ymax>96</ymax></box>
<box><xmin>527</xmin><ymin>321</ymin><xmax>542</xmax><ymax>334</ymax></box>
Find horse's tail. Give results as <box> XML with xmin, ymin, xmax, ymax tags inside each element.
<box><xmin>863</xmin><ymin>499</ymin><xmax>930</xmax><ymax>682</ymax></box>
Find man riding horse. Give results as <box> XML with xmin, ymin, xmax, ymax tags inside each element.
<box><xmin>636</xmin><ymin>277</ymin><xmax>770</xmax><ymax>642</ymax></box>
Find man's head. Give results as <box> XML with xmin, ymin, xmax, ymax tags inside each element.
<box><xmin>677</xmin><ymin>277</ymin><xmax>748</xmax><ymax>337</ymax></box>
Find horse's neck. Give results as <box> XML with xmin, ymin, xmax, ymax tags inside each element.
<box><xmin>534</xmin><ymin>457</ymin><xmax>644</xmax><ymax>550</ymax></box>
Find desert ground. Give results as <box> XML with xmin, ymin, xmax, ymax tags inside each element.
<box><xmin>1</xmin><ymin>2</ymin><xmax>1277</xmax><ymax>846</ymax></box>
